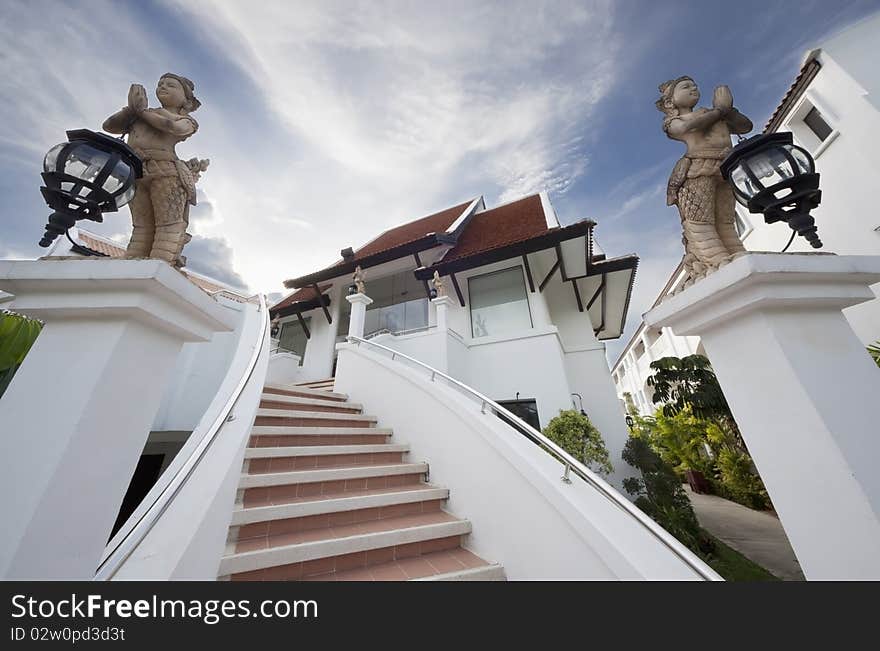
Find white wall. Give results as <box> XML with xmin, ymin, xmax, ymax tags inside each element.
<box><xmin>334</xmin><ymin>343</ymin><xmax>717</xmax><ymax>580</ymax></box>
<box><xmin>105</xmin><ymin>300</ymin><xmax>269</xmax><ymax>580</ymax></box>
<box><xmin>740</xmin><ymin>48</ymin><xmax>880</xmax><ymax>344</ymax></box>
<box><xmin>152</xmin><ymin>296</ymin><xmax>246</xmax><ymax>431</ymax></box>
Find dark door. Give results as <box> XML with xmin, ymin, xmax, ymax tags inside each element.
<box><xmin>109</xmin><ymin>453</ymin><xmax>165</xmax><ymax>541</ymax></box>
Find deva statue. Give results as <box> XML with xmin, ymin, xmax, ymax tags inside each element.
<box><xmin>103</xmin><ymin>73</ymin><xmax>209</xmax><ymax>268</ymax></box>
<box><xmin>657</xmin><ymin>77</ymin><xmax>753</xmax><ymax>289</ymax></box>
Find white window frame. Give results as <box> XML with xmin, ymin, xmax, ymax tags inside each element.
<box><xmin>467</xmin><ymin>265</ymin><xmax>534</xmax><ymax>339</ymax></box>
<box><xmin>784</xmin><ymin>90</ymin><xmax>840</xmax><ymax>160</ymax></box>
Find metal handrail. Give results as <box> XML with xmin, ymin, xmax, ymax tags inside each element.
<box><xmin>346</xmin><ymin>334</ymin><xmax>721</xmax><ymax>581</ymax></box>
<box><xmin>95</xmin><ymin>293</ymin><xmax>270</xmax><ymax>580</ymax></box>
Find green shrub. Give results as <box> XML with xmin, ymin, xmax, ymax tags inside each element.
<box><xmin>542</xmin><ymin>409</ymin><xmax>613</xmax><ymax>475</ymax></box>
<box><xmin>716</xmin><ymin>448</ymin><xmax>770</xmax><ymax>510</ymax></box>
<box><xmin>621</xmin><ymin>436</ymin><xmax>713</xmax><ymax>555</ymax></box>
<box><xmin>0</xmin><ymin>311</ymin><xmax>43</xmax><ymax>399</ymax></box>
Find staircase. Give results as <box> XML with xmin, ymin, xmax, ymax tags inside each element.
<box><xmin>219</xmin><ymin>378</ymin><xmax>505</xmax><ymax>581</ymax></box>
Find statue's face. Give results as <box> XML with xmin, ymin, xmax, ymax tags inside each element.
<box><xmin>672</xmin><ymin>78</ymin><xmax>699</xmax><ymax>109</ymax></box>
<box><xmin>156</xmin><ymin>76</ymin><xmax>187</xmax><ymax>110</ymax></box>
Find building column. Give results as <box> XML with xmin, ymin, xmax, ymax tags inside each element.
<box><xmin>645</xmin><ymin>253</ymin><xmax>880</xmax><ymax>580</ymax></box>
<box><xmin>0</xmin><ymin>259</ymin><xmax>235</xmax><ymax>579</ymax></box>
<box><xmin>431</xmin><ymin>295</ymin><xmax>454</xmax><ymax>332</ymax></box>
<box><xmin>345</xmin><ymin>292</ymin><xmax>373</xmax><ymax>339</ymax></box>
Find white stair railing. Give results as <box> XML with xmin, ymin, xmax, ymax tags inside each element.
<box><xmin>94</xmin><ymin>294</ymin><xmax>270</xmax><ymax>580</ymax></box>
<box><xmin>345</xmin><ymin>334</ymin><xmax>721</xmax><ymax>581</ymax></box>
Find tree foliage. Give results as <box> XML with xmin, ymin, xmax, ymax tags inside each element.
<box><xmin>869</xmin><ymin>340</ymin><xmax>880</xmax><ymax>368</ymax></box>
<box><xmin>647</xmin><ymin>355</ymin><xmax>730</xmax><ymax>421</ymax></box>
<box><xmin>542</xmin><ymin>409</ymin><xmax>613</xmax><ymax>476</ymax></box>
<box><xmin>0</xmin><ymin>311</ymin><xmax>43</xmax><ymax>398</ymax></box>
<box><xmin>621</xmin><ymin>436</ymin><xmax>711</xmax><ymax>555</ymax></box>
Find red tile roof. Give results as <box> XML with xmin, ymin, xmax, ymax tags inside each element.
<box><xmin>764</xmin><ymin>58</ymin><xmax>821</xmax><ymax>134</ymax></box>
<box><xmin>353</xmin><ymin>200</ymin><xmax>473</xmax><ymax>259</ymax></box>
<box><xmin>284</xmin><ymin>199</ymin><xmax>474</xmax><ymax>288</ymax></box>
<box><xmin>437</xmin><ymin>194</ymin><xmax>548</xmax><ymax>264</ymax></box>
<box><xmin>78</xmin><ymin>232</ymin><xmax>126</xmax><ymax>257</ymax></box>
<box><xmin>271</xmin><ymin>284</ymin><xmax>332</xmax><ymax>312</ymax></box>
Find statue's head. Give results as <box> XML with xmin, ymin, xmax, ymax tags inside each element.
<box><xmin>656</xmin><ymin>76</ymin><xmax>698</xmax><ymax>116</ymax></box>
<box><xmin>156</xmin><ymin>73</ymin><xmax>201</xmax><ymax>113</ymax></box>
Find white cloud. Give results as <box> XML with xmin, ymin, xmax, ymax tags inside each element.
<box><xmin>161</xmin><ymin>0</ymin><xmax>623</xmax><ymax>291</ymax></box>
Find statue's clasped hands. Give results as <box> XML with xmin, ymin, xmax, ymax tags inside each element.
<box><xmin>127</xmin><ymin>84</ymin><xmax>148</xmax><ymax>115</ymax></box>
<box><xmin>713</xmin><ymin>85</ymin><xmax>733</xmax><ymax>116</ymax></box>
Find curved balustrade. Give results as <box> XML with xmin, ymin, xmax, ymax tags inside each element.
<box><xmin>95</xmin><ymin>294</ymin><xmax>270</xmax><ymax>580</ymax></box>
<box><xmin>345</xmin><ymin>334</ymin><xmax>720</xmax><ymax>581</ymax></box>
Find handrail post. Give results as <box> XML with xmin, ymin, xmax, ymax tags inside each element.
<box><xmin>561</xmin><ymin>464</ymin><xmax>572</xmax><ymax>484</ymax></box>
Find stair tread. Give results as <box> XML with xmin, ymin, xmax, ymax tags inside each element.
<box><xmin>250</xmin><ymin>426</ymin><xmax>392</xmax><ymax>436</ymax></box>
<box><xmin>240</xmin><ymin>482</ymin><xmax>439</xmax><ymax>509</ymax></box>
<box><xmin>231</xmin><ymin>511</ymin><xmax>464</xmax><ymax>554</ymax></box>
<box><xmin>300</xmin><ymin>548</ymin><xmax>493</xmax><ymax>581</ymax></box>
<box><xmin>263</xmin><ymin>384</ymin><xmax>348</xmax><ymax>400</ymax></box>
<box><xmin>239</xmin><ymin>462</ymin><xmax>427</xmax><ymax>488</ymax></box>
<box><xmin>259</xmin><ymin>394</ymin><xmax>362</xmax><ymax>410</ymax></box>
<box><xmin>256</xmin><ymin>408</ymin><xmax>376</xmax><ymax>420</ymax></box>
<box><xmin>244</xmin><ymin>443</ymin><xmax>408</xmax><ymax>458</ymax></box>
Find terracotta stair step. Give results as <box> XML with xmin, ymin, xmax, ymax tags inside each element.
<box><xmin>245</xmin><ymin>450</ymin><xmax>405</xmax><ymax>474</ymax></box>
<box><xmin>232</xmin><ymin>496</ymin><xmax>448</xmax><ymax>543</ymax></box>
<box><xmin>245</xmin><ymin>443</ymin><xmax>407</xmax><ymax>459</ymax></box>
<box><xmin>231</xmin><ymin>485</ymin><xmax>448</xmax><ymax>526</ymax></box>
<box><xmin>262</xmin><ymin>384</ymin><xmax>348</xmax><ymax>402</ymax></box>
<box><xmin>249</xmin><ymin>426</ymin><xmax>392</xmax><ymax>437</ymax></box>
<box><xmin>238</xmin><ymin>462</ymin><xmax>428</xmax><ymax>489</ymax></box>
<box><xmin>302</xmin><ymin>549</ymin><xmax>505</xmax><ymax>581</ymax></box>
<box><xmin>255</xmin><ymin>408</ymin><xmax>376</xmax><ymax>422</ymax></box>
<box><xmin>238</xmin><ymin>482</ymin><xmax>436</xmax><ymax>510</ymax></box>
<box><xmin>249</xmin><ymin>433</ymin><xmax>392</xmax><ymax>448</ymax></box>
<box><xmin>259</xmin><ymin>393</ymin><xmax>363</xmax><ymax>413</ymax></box>
<box><xmin>219</xmin><ymin>511</ymin><xmax>470</xmax><ymax>577</ymax></box>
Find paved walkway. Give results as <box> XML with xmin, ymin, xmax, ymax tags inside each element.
<box><xmin>684</xmin><ymin>486</ymin><xmax>805</xmax><ymax>581</ymax></box>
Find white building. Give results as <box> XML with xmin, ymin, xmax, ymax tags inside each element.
<box><xmin>612</xmin><ymin>12</ymin><xmax>880</xmax><ymax>414</ymax></box>
<box><xmin>270</xmin><ymin>192</ymin><xmax>639</xmax><ymax>487</ymax></box>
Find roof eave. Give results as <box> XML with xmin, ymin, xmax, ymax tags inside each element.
<box><xmin>414</xmin><ymin>219</ymin><xmax>596</xmax><ymax>280</ymax></box>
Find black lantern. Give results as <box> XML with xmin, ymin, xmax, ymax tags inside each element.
<box><xmin>720</xmin><ymin>132</ymin><xmax>822</xmax><ymax>248</ymax></box>
<box><xmin>625</xmin><ymin>414</ymin><xmax>634</xmax><ymax>430</ymax></box>
<box><xmin>38</xmin><ymin>129</ymin><xmax>142</xmax><ymax>249</ymax></box>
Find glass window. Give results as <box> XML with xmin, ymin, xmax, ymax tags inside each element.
<box><xmin>497</xmin><ymin>399</ymin><xmax>540</xmax><ymax>430</ymax></box>
<box><xmin>468</xmin><ymin>267</ymin><xmax>532</xmax><ymax>338</ymax></box>
<box><xmin>804</xmin><ymin>106</ymin><xmax>832</xmax><ymax>142</ymax></box>
<box><xmin>337</xmin><ymin>270</ymin><xmax>429</xmax><ymax>339</ymax></box>
<box><xmin>279</xmin><ymin>317</ymin><xmax>310</xmax><ymax>364</ymax></box>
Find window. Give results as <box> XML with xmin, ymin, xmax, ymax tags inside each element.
<box><xmin>497</xmin><ymin>399</ymin><xmax>540</xmax><ymax>431</ymax></box>
<box><xmin>279</xmin><ymin>317</ymin><xmax>310</xmax><ymax>364</ymax></box>
<box><xmin>468</xmin><ymin>267</ymin><xmax>532</xmax><ymax>338</ymax></box>
<box><xmin>338</xmin><ymin>270</ymin><xmax>429</xmax><ymax>339</ymax></box>
<box><xmin>803</xmin><ymin>106</ymin><xmax>833</xmax><ymax>142</ymax></box>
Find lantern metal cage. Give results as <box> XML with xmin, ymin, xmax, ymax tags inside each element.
<box><xmin>38</xmin><ymin>129</ymin><xmax>142</xmax><ymax>249</ymax></box>
<box><xmin>720</xmin><ymin>132</ymin><xmax>822</xmax><ymax>249</ymax></box>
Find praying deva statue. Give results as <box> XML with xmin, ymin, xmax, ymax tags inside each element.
<box><xmin>103</xmin><ymin>73</ymin><xmax>209</xmax><ymax>267</ymax></box>
<box><xmin>657</xmin><ymin>77</ymin><xmax>753</xmax><ymax>290</ymax></box>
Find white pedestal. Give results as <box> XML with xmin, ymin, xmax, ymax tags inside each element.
<box><xmin>345</xmin><ymin>292</ymin><xmax>373</xmax><ymax>338</ymax></box>
<box><xmin>645</xmin><ymin>253</ymin><xmax>880</xmax><ymax>580</ymax></box>
<box><xmin>431</xmin><ymin>295</ymin><xmax>454</xmax><ymax>331</ymax></box>
<box><xmin>0</xmin><ymin>259</ymin><xmax>236</xmax><ymax>579</ymax></box>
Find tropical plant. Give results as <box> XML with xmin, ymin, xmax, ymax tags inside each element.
<box><xmin>542</xmin><ymin>409</ymin><xmax>613</xmax><ymax>475</ymax></box>
<box><xmin>715</xmin><ymin>448</ymin><xmax>770</xmax><ymax>510</ymax></box>
<box><xmin>0</xmin><ymin>311</ymin><xmax>43</xmax><ymax>399</ymax></box>
<box><xmin>868</xmin><ymin>340</ymin><xmax>880</xmax><ymax>368</ymax></box>
<box><xmin>621</xmin><ymin>435</ymin><xmax>712</xmax><ymax>555</ymax></box>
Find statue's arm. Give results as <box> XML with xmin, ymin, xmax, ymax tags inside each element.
<box><xmin>102</xmin><ymin>107</ymin><xmax>135</xmax><ymax>134</ymax></box>
<box><xmin>666</xmin><ymin>108</ymin><xmax>726</xmax><ymax>137</ymax></box>
<box><xmin>725</xmin><ymin>108</ymin><xmax>753</xmax><ymax>135</ymax></box>
<box><xmin>136</xmin><ymin>110</ymin><xmax>196</xmax><ymax>137</ymax></box>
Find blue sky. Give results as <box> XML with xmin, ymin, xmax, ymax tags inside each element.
<box><xmin>1</xmin><ymin>0</ymin><xmax>878</xmax><ymax>362</ymax></box>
